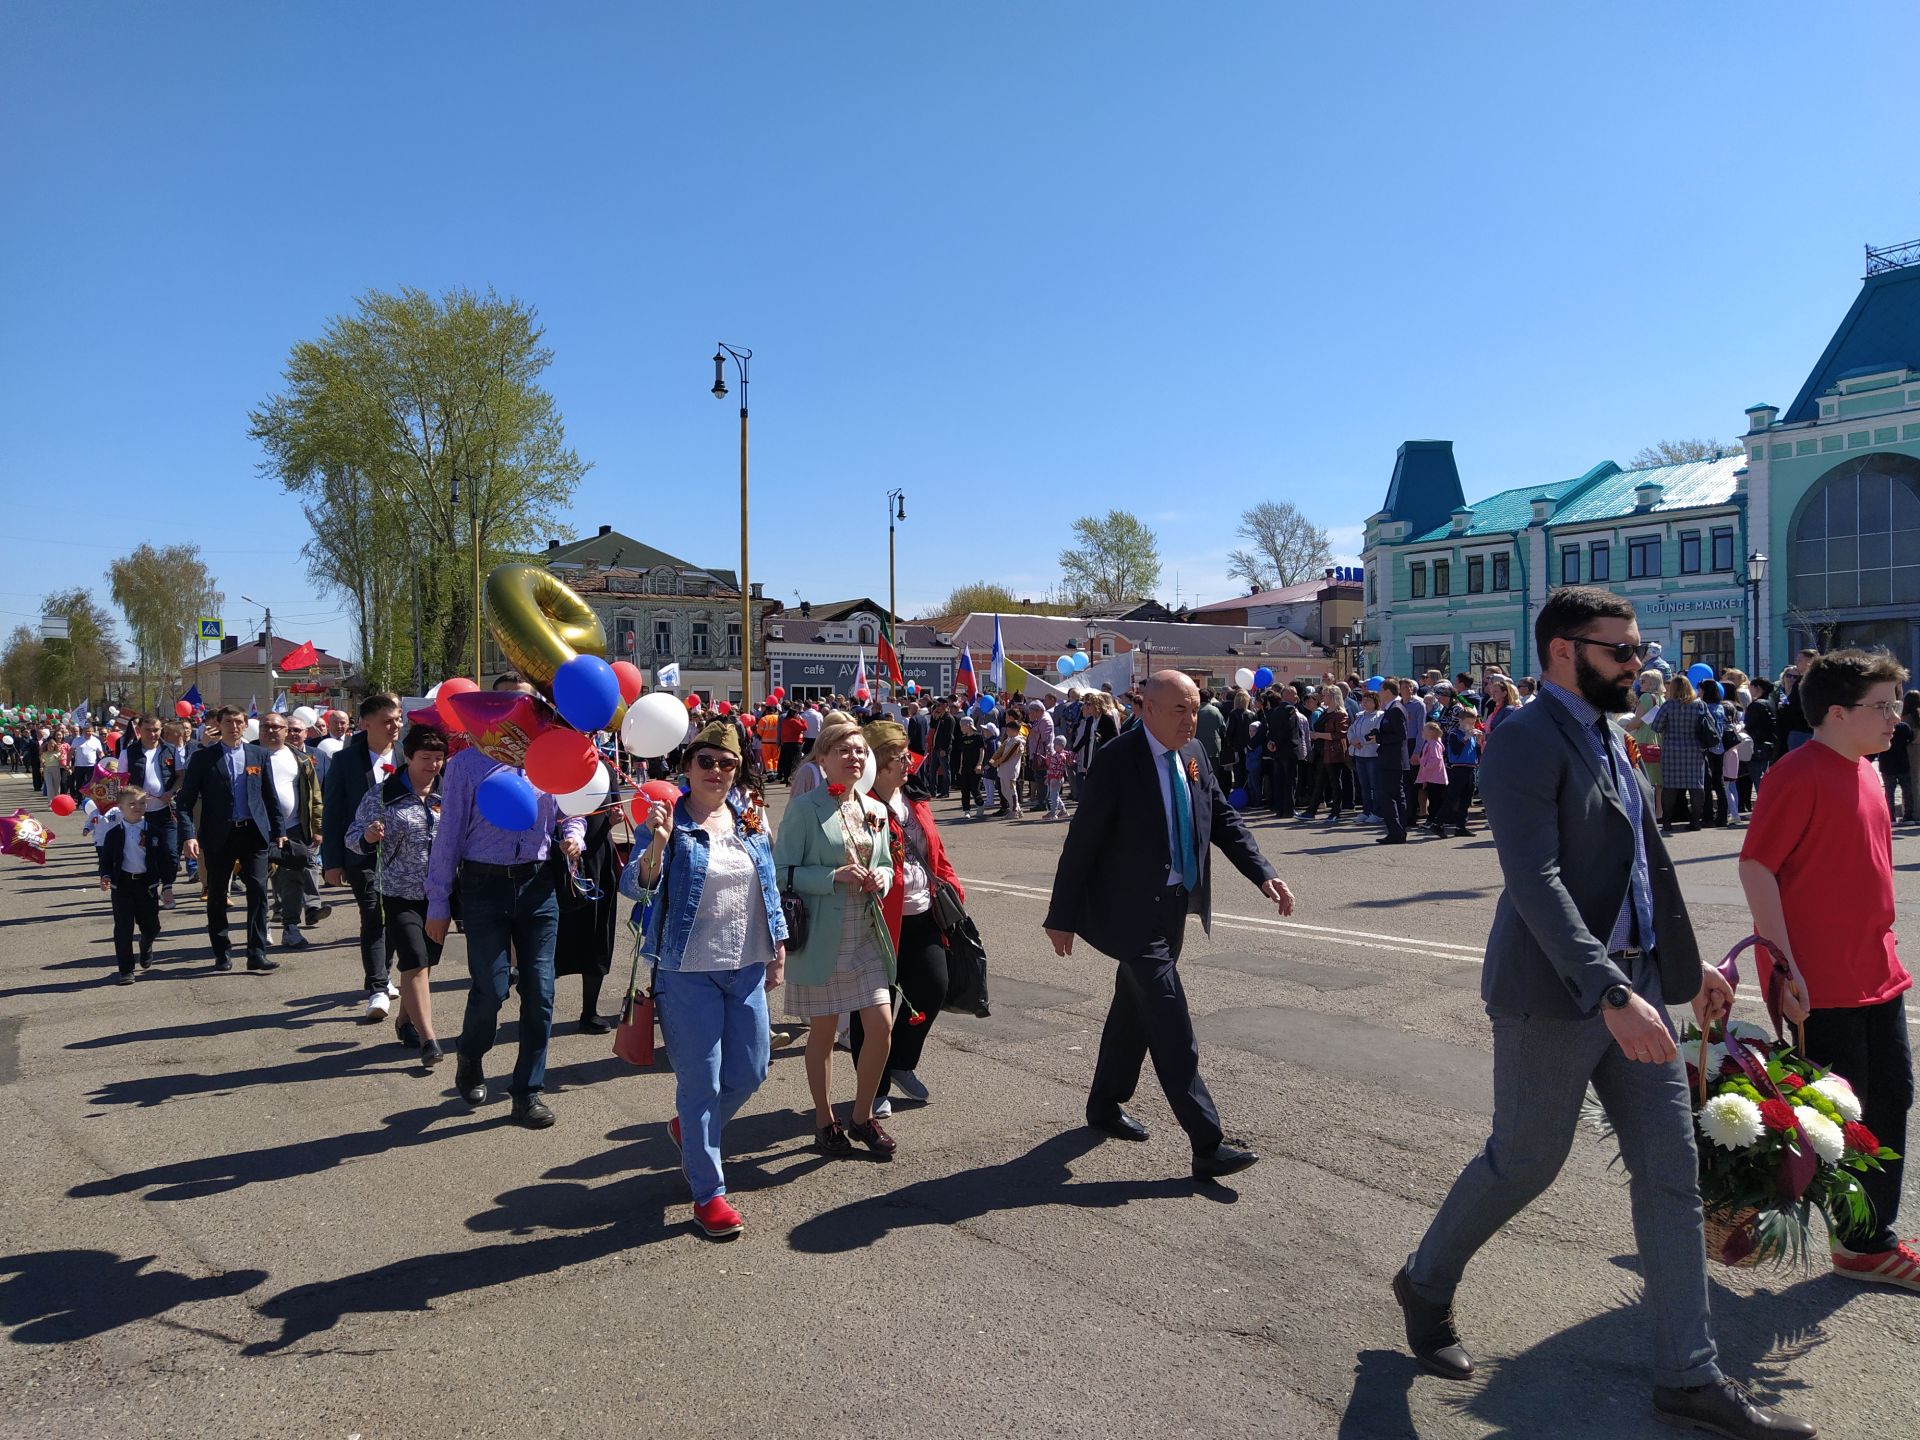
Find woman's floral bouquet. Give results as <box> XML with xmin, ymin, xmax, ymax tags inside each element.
<box><xmin>1588</xmin><ymin>1019</ymin><xmax>1897</xmax><ymax>1268</ymax></box>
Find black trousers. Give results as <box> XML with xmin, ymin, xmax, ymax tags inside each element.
<box><xmin>344</xmin><ymin>864</ymin><xmax>389</xmax><ymax>991</ymax></box>
<box><xmin>957</xmin><ymin>767</ymin><xmax>982</xmax><ymax>811</ymax></box>
<box><xmin>1802</xmin><ymin>997</ymin><xmax>1913</xmax><ymax>1251</ymax></box>
<box><xmin>849</xmin><ymin>909</ymin><xmax>948</xmax><ymax>1097</ymax></box>
<box><xmin>1087</xmin><ymin>886</ymin><xmax>1223</xmax><ymax>1155</ymax></box>
<box><xmin>203</xmin><ymin>822</ymin><xmax>270</xmax><ymax>962</ymax></box>
<box><xmin>1376</xmin><ymin>764</ymin><xmax>1408</xmax><ymax>840</ymax></box>
<box><xmin>1445</xmin><ymin>764</ymin><xmax>1477</xmax><ymax>831</ymax></box>
<box><xmin>1267</xmin><ymin>754</ymin><xmax>1297</xmax><ymax>815</ymax></box>
<box><xmin>112</xmin><ymin>873</ymin><xmax>161</xmax><ymax>974</ymax></box>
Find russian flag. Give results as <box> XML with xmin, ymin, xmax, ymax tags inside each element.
<box><xmin>956</xmin><ymin>646</ymin><xmax>977</xmax><ymax>698</ymax></box>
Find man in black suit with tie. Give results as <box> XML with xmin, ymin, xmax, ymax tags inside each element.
<box><xmin>1373</xmin><ymin>683</ymin><xmax>1410</xmax><ymax>844</ymax></box>
<box><xmin>178</xmin><ymin>705</ymin><xmax>286</xmax><ymax>973</ymax></box>
<box><xmin>1044</xmin><ymin>669</ymin><xmax>1296</xmax><ymax>1180</ymax></box>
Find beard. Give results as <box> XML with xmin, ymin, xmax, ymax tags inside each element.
<box><xmin>1574</xmin><ymin>648</ymin><xmax>1636</xmax><ymax>713</ymax></box>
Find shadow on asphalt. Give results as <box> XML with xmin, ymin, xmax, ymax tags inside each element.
<box><xmin>64</xmin><ymin>991</ymin><xmax>349</xmax><ymax>1048</ymax></box>
<box><xmin>1348</xmin><ymin>888</ymin><xmax>1495</xmax><ymax>909</ymax></box>
<box><xmin>1341</xmin><ymin>1270</ymin><xmax>1856</xmax><ymax>1438</ymax></box>
<box><xmin>0</xmin><ymin>1249</ymin><xmax>267</xmax><ymax>1344</ymax></box>
<box><xmin>786</xmin><ymin>1127</ymin><xmax>1236</xmax><ymax>1255</ymax></box>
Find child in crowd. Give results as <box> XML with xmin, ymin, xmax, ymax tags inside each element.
<box><xmin>1415</xmin><ymin>720</ymin><xmax>1449</xmax><ymax>835</ymax></box>
<box><xmin>82</xmin><ymin>797</ymin><xmax>112</xmax><ymax>892</ymax></box>
<box><xmin>102</xmin><ymin>788</ymin><xmax>160</xmax><ymax>983</ymax></box>
<box><xmin>1044</xmin><ymin>736</ymin><xmax>1072</xmax><ymax>819</ymax></box>
<box><xmin>1741</xmin><ymin>648</ymin><xmax>1915</xmax><ymax>1289</ymax></box>
<box><xmin>1723</xmin><ymin>739</ymin><xmax>1744</xmax><ymax>823</ymax></box>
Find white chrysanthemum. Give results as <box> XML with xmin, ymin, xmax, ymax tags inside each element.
<box><xmin>1698</xmin><ymin>1094</ymin><xmax>1764</xmax><ymax>1150</ymax></box>
<box><xmin>1726</xmin><ymin>1020</ymin><xmax>1774</xmax><ymax>1046</ymax></box>
<box><xmin>1808</xmin><ymin>1076</ymin><xmax>1862</xmax><ymax>1123</ymax></box>
<box><xmin>1702</xmin><ymin>1042</ymin><xmax>1731</xmax><ymax>1079</ymax></box>
<box><xmin>1794</xmin><ymin>1106</ymin><xmax>1845</xmax><ymax>1166</ymax></box>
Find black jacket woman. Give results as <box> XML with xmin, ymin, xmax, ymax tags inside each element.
<box><xmin>555</xmin><ymin>762</ymin><xmax>624</xmax><ymax>1032</ymax></box>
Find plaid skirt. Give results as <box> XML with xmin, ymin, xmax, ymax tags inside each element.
<box><xmin>785</xmin><ymin>899</ymin><xmax>891</xmax><ymax>1019</ymax></box>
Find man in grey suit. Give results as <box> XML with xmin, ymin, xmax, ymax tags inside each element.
<box><xmin>1391</xmin><ymin>588</ymin><xmax>1815</xmax><ymax>1439</ymax></box>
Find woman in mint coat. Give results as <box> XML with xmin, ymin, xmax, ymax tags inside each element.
<box><xmin>771</xmin><ymin>714</ymin><xmax>897</xmax><ymax>1158</ymax></box>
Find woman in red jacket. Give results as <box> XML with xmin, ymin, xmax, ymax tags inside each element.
<box><xmin>849</xmin><ymin>719</ymin><xmax>965</xmax><ymax>1113</ymax></box>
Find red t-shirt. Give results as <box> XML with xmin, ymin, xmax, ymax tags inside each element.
<box><xmin>1740</xmin><ymin>739</ymin><xmax>1910</xmax><ymax>1009</ymax></box>
<box><xmin>779</xmin><ymin>715</ymin><xmax>805</xmax><ymax>745</ymax></box>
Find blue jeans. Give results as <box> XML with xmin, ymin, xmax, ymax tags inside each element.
<box><xmin>1354</xmin><ymin>755</ymin><xmax>1377</xmax><ymax>816</ymax></box>
<box><xmin>457</xmin><ymin>861</ymin><xmax>559</xmax><ymax>1099</ymax></box>
<box><xmin>1408</xmin><ymin>1007</ymin><xmax>1720</xmax><ymax>1389</ymax></box>
<box><xmin>656</xmin><ymin>964</ymin><xmax>771</xmax><ymax>1203</ymax></box>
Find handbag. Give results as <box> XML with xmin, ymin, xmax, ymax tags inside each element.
<box><xmin>1696</xmin><ymin>710</ymin><xmax>1723</xmax><ymax>753</ymax></box>
<box><xmin>942</xmin><ymin>911</ymin><xmax>991</xmax><ymax>1016</ymax></box>
<box><xmin>780</xmin><ymin>866</ymin><xmax>810</xmax><ymax>951</ymax></box>
<box><xmin>613</xmin><ymin>835</ymin><xmax>670</xmax><ymax>1067</ymax></box>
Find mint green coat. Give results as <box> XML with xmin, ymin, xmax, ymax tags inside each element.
<box><xmin>771</xmin><ymin>785</ymin><xmax>895</xmax><ymax>987</ymax></box>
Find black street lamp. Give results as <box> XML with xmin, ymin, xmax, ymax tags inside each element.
<box><xmin>1744</xmin><ymin>551</ymin><xmax>1770</xmax><ymax>678</ymax></box>
<box><xmin>711</xmin><ymin>344</ymin><xmax>753</xmax><ymax>706</ymax></box>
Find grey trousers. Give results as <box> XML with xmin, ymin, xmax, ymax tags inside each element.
<box><xmin>1406</xmin><ymin>1009</ymin><xmax>1722</xmax><ymax>1390</ymax></box>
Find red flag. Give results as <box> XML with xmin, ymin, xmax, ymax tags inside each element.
<box><xmin>876</xmin><ymin>630</ymin><xmax>905</xmax><ymax>688</ymax></box>
<box><xmin>279</xmin><ymin>640</ymin><xmax>320</xmax><ymax>672</ymax></box>
<box><xmin>956</xmin><ymin>645</ymin><xmax>977</xmax><ymax>698</ymax></box>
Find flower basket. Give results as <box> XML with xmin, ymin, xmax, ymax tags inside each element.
<box><xmin>1702</xmin><ymin>1206</ymin><xmax>1761</xmax><ymax>1269</ymax></box>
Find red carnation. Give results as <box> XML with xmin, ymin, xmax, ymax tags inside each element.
<box><xmin>1719</xmin><ymin>1057</ymin><xmax>1744</xmax><ymax>1078</ymax></box>
<box><xmin>825</xmin><ymin>783</ymin><xmax>847</xmax><ymax>797</ymax></box>
<box><xmin>1759</xmin><ymin>1098</ymin><xmax>1798</xmax><ymax>1134</ymax></box>
<box><xmin>1843</xmin><ymin>1121</ymin><xmax>1881</xmax><ymax>1155</ymax></box>
<box><xmin>1779</xmin><ymin>1074</ymin><xmax>1805</xmax><ymax>1091</ymax></box>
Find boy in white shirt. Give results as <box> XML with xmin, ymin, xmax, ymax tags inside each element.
<box><xmin>103</xmin><ymin>789</ymin><xmax>160</xmax><ymax>982</ymax></box>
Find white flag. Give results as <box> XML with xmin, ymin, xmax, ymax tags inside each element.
<box><xmin>656</xmin><ymin>662</ymin><xmax>681</xmax><ymax>689</ymax></box>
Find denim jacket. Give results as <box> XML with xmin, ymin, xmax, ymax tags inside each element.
<box><xmin>618</xmin><ymin>795</ymin><xmax>786</xmax><ymax>972</ymax></box>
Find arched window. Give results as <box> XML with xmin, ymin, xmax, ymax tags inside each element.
<box><xmin>856</xmin><ymin>624</ymin><xmax>876</xmax><ymax>644</ymax></box>
<box><xmin>1790</xmin><ymin>453</ymin><xmax>1920</xmax><ymax>610</ymax></box>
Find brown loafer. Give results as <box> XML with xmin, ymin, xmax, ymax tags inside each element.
<box><xmin>816</xmin><ymin>1121</ymin><xmax>852</xmax><ymax>1156</ymax></box>
<box><xmin>848</xmin><ymin>1116</ymin><xmax>897</xmax><ymax>1159</ymax></box>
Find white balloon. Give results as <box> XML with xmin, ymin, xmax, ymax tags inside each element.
<box><xmin>243</xmin><ymin>719</ymin><xmax>260</xmax><ymax>742</ymax></box>
<box><xmin>621</xmin><ymin>691</ymin><xmax>692</xmax><ymax>757</ymax></box>
<box><xmin>556</xmin><ymin>761</ymin><xmax>611</xmax><ymax>818</ymax></box>
<box><xmin>291</xmin><ymin>706</ymin><xmax>321</xmax><ymax>728</ymax></box>
<box><xmin>1</xmin><ymin>735</ymin><xmax>11</xmax><ymax>745</ymax></box>
<box><xmin>1233</xmin><ymin>667</ymin><xmax>1255</xmax><ymax>690</ymax></box>
<box><xmin>853</xmin><ymin>747</ymin><xmax>877</xmax><ymax>796</ymax></box>
<box><xmin>424</xmin><ymin>682</ymin><xmax>442</xmax><ymax>701</ymax></box>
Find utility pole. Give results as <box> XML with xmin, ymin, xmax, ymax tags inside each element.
<box><xmin>264</xmin><ymin>605</ymin><xmax>274</xmax><ymax>714</ymax></box>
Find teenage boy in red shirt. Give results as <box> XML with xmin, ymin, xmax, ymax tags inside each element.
<box><xmin>1741</xmin><ymin>648</ymin><xmax>1914</xmax><ymax>1289</ymax></box>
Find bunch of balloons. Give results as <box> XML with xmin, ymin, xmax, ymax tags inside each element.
<box><xmin>1054</xmin><ymin>651</ymin><xmax>1093</xmax><ymax>680</ymax></box>
<box><xmin>1231</xmin><ymin>666</ymin><xmax>1276</xmax><ymax>691</ymax></box>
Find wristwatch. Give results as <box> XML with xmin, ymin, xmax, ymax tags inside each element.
<box><xmin>1602</xmin><ymin>984</ymin><xmax>1632</xmax><ymax>1010</ymax></box>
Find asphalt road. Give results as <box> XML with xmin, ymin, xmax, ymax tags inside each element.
<box><xmin>3</xmin><ymin>767</ymin><xmax>1917</xmax><ymax>1439</ymax></box>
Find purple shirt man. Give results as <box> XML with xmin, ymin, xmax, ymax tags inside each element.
<box><xmin>426</xmin><ymin>748</ymin><xmax>585</xmax><ymax>923</ymax></box>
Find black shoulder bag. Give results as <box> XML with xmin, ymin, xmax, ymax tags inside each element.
<box><xmin>780</xmin><ymin>866</ymin><xmax>810</xmax><ymax>951</ymax></box>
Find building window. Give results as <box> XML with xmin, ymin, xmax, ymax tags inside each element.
<box><xmin>1628</xmin><ymin>536</ymin><xmax>1661</xmax><ymax>578</ymax></box>
<box><xmin>1410</xmin><ymin>644</ymin><xmax>1450</xmax><ymax>675</ymax></box>
<box><xmin>1432</xmin><ymin>559</ymin><xmax>1450</xmax><ymax>596</ymax></box>
<box><xmin>1791</xmin><ymin>453</ymin><xmax>1920</xmax><ymax>611</ymax></box>
<box><xmin>1679</xmin><ymin>531</ymin><xmax>1702</xmax><ymax>574</ymax></box>
<box><xmin>1680</xmin><ymin>628</ymin><xmax>1734</xmax><ymax>679</ymax></box>
<box><xmin>1561</xmin><ymin>546</ymin><xmax>1580</xmax><ymax>585</ymax></box>
<box><xmin>1491</xmin><ymin>554</ymin><xmax>1510</xmax><ymax>591</ymax></box>
<box><xmin>726</xmin><ymin>620</ymin><xmax>741</xmax><ymax>657</ymax></box>
<box><xmin>1467</xmin><ymin>640</ymin><xmax>1511</xmax><ymax>675</ymax></box>
<box><xmin>1410</xmin><ymin>562</ymin><xmax>1427</xmax><ymax>599</ymax></box>
<box><xmin>613</xmin><ymin>616</ymin><xmax>637</xmax><ymax>659</ymax></box>
<box><xmin>1711</xmin><ymin>526</ymin><xmax>1735</xmax><ymax>572</ymax></box>
<box><xmin>690</xmin><ymin>622</ymin><xmax>710</xmax><ymax>658</ymax></box>
<box><xmin>1467</xmin><ymin>556</ymin><xmax>1485</xmax><ymax>593</ymax></box>
<box><xmin>653</xmin><ymin>620</ymin><xmax>672</xmax><ymax>656</ymax></box>
<box><xmin>1590</xmin><ymin>542</ymin><xmax>1611</xmax><ymax>583</ymax></box>
<box><xmin>1100</xmin><ymin>638</ymin><xmax>1113</xmax><ymax>657</ymax></box>
<box><xmin>1365</xmin><ymin>563</ymin><xmax>1375</xmax><ymax>605</ymax></box>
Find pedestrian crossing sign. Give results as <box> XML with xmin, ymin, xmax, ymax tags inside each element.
<box><xmin>198</xmin><ymin>617</ymin><xmax>223</xmax><ymax>641</ymax></box>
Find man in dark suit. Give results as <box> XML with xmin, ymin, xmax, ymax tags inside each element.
<box><xmin>1372</xmin><ymin>684</ymin><xmax>1409</xmax><ymax>844</ymax></box>
<box><xmin>177</xmin><ymin>705</ymin><xmax>286</xmax><ymax>973</ymax></box>
<box><xmin>320</xmin><ymin>692</ymin><xmax>405</xmax><ymax>1020</ymax></box>
<box><xmin>1044</xmin><ymin>669</ymin><xmax>1296</xmax><ymax>1181</ymax></box>
<box><xmin>1390</xmin><ymin>587</ymin><xmax>1813</xmax><ymax>1440</ymax></box>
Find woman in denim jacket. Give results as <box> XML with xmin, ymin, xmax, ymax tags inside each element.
<box><xmin>619</xmin><ymin>719</ymin><xmax>786</xmax><ymax>1239</ymax></box>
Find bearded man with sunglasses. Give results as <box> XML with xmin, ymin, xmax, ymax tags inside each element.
<box><xmin>1391</xmin><ymin>587</ymin><xmax>1816</xmax><ymax>1439</ymax></box>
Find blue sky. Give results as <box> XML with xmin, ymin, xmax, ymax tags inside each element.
<box><xmin>4</xmin><ymin>3</ymin><xmax>1917</xmax><ymax>664</ymax></box>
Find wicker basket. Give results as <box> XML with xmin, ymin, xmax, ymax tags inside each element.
<box><xmin>1703</xmin><ymin>1207</ymin><xmax>1761</xmax><ymax>1268</ymax></box>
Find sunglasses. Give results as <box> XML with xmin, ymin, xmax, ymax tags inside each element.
<box><xmin>1560</xmin><ymin>636</ymin><xmax>1653</xmax><ymax>665</ymax></box>
<box><xmin>693</xmin><ymin>753</ymin><xmax>739</xmax><ymax>772</ymax></box>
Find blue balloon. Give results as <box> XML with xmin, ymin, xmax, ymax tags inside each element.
<box><xmin>1056</xmin><ymin>654</ymin><xmax>1077</xmax><ymax>676</ymax></box>
<box><xmin>975</xmin><ymin>695</ymin><xmax>996</xmax><ymax>716</ymax></box>
<box><xmin>1367</xmin><ymin>675</ymin><xmax>1385</xmax><ymax>693</ymax></box>
<box><xmin>1686</xmin><ymin>662</ymin><xmax>1714</xmax><ymax>685</ymax></box>
<box><xmin>1072</xmin><ymin>651</ymin><xmax>1091</xmax><ymax>672</ymax></box>
<box><xmin>1253</xmin><ymin>666</ymin><xmax>1275</xmax><ymax>690</ymax></box>
<box><xmin>476</xmin><ymin>768</ymin><xmax>539</xmax><ymax>831</ymax></box>
<box><xmin>552</xmin><ymin>654</ymin><xmax>622</xmax><ymax>732</ymax></box>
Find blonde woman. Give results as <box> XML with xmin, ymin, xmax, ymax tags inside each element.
<box><xmin>770</xmin><ymin>715</ymin><xmax>897</xmax><ymax>1157</ymax></box>
<box><xmin>1649</xmin><ymin>672</ymin><xmax>1708</xmax><ymax>832</ymax></box>
<box><xmin>989</xmin><ymin>718</ymin><xmax>1027</xmax><ymax>819</ymax></box>
<box><xmin>1632</xmin><ymin>670</ymin><xmax>1666</xmax><ymax>809</ymax></box>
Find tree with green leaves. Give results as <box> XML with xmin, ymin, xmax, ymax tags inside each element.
<box><xmin>1226</xmin><ymin>500</ymin><xmax>1333</xmax><ymax>591</ymax></box>
<box><xmin>1058</xmin><ymin>509</ymin><xmax>1162</xmax><ymax>608</ymax></box>
<box><xmin>1</xmin><ymin>626</ymin><xmax>49</xmax><ymax>705</ymax></box>
<box><xmin>32</xmin><ymin>590</ymin><xmax>121</xmax><ymax>709</ymax></box>
<box><xmin>250</xmin><ymin>285</ymin><xmax>588</xmax><ymax>688</ymax></box>
<box><xmin>107</xmin><ymin>543</ymin><xmax>222</xmax><ymax>711</ymax></box>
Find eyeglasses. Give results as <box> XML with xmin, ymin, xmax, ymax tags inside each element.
<box><xmin>1846</xmin><ymin>700</ymin><xmax>1902</xmax><ymax>719</ymax></box>
<box><xmin>1560</xmin><ymin>636</ymin><xmax>1653</xmax><ymax>665</ymax></box>
<box><xmin>693</xmin><ymin>753</ymin><xmax>739</xmax><ymax>771</ymax></box>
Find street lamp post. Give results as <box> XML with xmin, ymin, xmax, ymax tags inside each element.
<box><xmin>886</xmin><ymin>489</ymin><xmax>906</xmax><ymax>682</ymax></box>
<box><xmin>712</xmin><ymin>345</ymin><xmax>753</xmax><ymax>708</ymax></box>
<box><xmin>1745</xmin><ymin>551</ymin><xmax>1770</xmax><ymax>679</ymax></box>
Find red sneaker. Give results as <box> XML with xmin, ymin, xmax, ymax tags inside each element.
<box><xmin>693</xmin><ymin>1195</ymin><xmax>743</xmax><ymax>1238</ymax></box>
<box><xmin>668</xmin><ymin>1116</ymin><xmax>681</xmax><ymax>1150</ymax></box>
<box><xmin>1832</xmin><ymin>1238</ymin><xmax>1920</xmax><ymax>1290</ymax></box>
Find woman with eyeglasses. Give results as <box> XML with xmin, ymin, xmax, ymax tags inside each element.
<box><xmin>619</xmin><ymin>719</ymin><xmax>787</xmax><ymax>1238</ymax></box>
<box><xmin>770</xmin><ymin>714</ymin><xmax>897</xmax><ymax>1157</ymax></box>
<box><xmin>1648</xmin><ymin>672</ymin><xmax>1710</xmax><ymax>833</ymax></box>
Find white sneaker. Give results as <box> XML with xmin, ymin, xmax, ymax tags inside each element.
<box><xmin>872</xmin><ymin>1095</ymin><xmax>893</xmax><ymax>1118</ymax></box>
<box><xmin>385</xmin><ymin>978</ymin><xmax>400</xmax><ymax>999</ymax></box>
<box><xmin>364</xmin><ymin>991</ymin><xmax>391</xmax><ymax>1023</ymax></box>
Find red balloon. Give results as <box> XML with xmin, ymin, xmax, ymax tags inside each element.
<box><xmin>629</xmin><ymin>778</ymin><xmax>683</xmax><ymax>825</ymax></box>
<box><xmin>684</xmin><ymin>694</ymin><xmax>701</xmax><ymax>710</ymax></box>
<box><xmin>610</xmin><ymin>660</ymin><xmax>645</xmax><ymax>703</ymax></box>
<box><xmin>174</xmin><ymin>700</ymin><xmax>193</xmax><ymax>718</ymax></box>
<box><xmin>49</xmin><ymin>794</ymin><xmax>77</xmax><ymax>816</ymax></box>
<box><xmin>523</xmin><ymin>727</ymin><xmax>598</xmax><ymax>795</ymax></box>
<box><xmin>770</xmin><ymin>687</ymin><xmax>785</xmax><ymax>701</ymax></box>
<box><xmin>438</xmin><ymin>677</ymin><xmax>479</xmax><ymax>700</ymax></box>
<box><xmin>715</xmin><ymin>700</ymin><xmax>732</xmax><ymax>716</ymax></box>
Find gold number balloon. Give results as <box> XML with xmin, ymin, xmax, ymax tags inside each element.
<box><xmin>484</xmin><ymin>563</ymin><xmax>608</xmax><ymax>692</ymax></box>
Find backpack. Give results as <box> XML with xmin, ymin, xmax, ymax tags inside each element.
<box><xmin>1696</xmin><ymin>706</ymin><xmax>1723</xmax><ymax>754</ymax></box>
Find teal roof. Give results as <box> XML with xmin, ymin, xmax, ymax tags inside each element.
<box><xmin>1403</xmin><ymin>455</ymin><xmax>1740</xmax><ymax>543</ymax></box>
<box><xmin>1547</xmin><ymin>455</ymin><xmax>1743</xmax><ymax>525</ymax></box>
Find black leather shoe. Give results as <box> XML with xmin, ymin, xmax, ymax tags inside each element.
<box><xmin>512</xmin><ymin>1095</ymin><xmax>555</xmax><ymax>1129</ymax></box>
<box><xmin>212</xmin><ymin>954</ymin><xmax>233</xmax><ymax>972</ymax></box>
<box><xmin>247</xmin><ymin>957</ymin><xmax>279</xmax><ymax>973</ymax></box>
<box><xmin>1193</xmin><ymin>1141</ymin><xmax>1259</xmax><ymax>1180</ymax></box>
<box><xmin>1375</xmin><ymin>835</ymin><xmax>1407</xmax><ymax>845</ymax></box>
<box><xmin>1392</xmin><ymin>1266</ymin><xmax>1473</xmax><ymax>1380</ymax></box>
<box><xmin>1652</xmin><ymin>1379</ymin><xmax>1816</xmax><ymax>1438</ymax></box>
<box><xmin>456</xmin><ymin>1060</ymin><xmax>487</xmax><ymax>1107</ymax></box>
<box><xmin>395</xmin><ymin>1015</ymin><xmax>421</xmax><ymax>1049</ymax></box>
<box><xmin>578</xmin><ymin>1014</ymin><xmax>614</xmax><ymax>1035</ymax></box>
<box><xmin>1086</xmin><ymin>1108</ymin><xmax>1150</xmax><ymax>1142</ymax></box>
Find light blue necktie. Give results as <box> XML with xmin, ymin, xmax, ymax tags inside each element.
<box><xmin>1166</xmin><ymin>749</ymin><xmax>1197</xmax><ymax>885</ymax></box>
